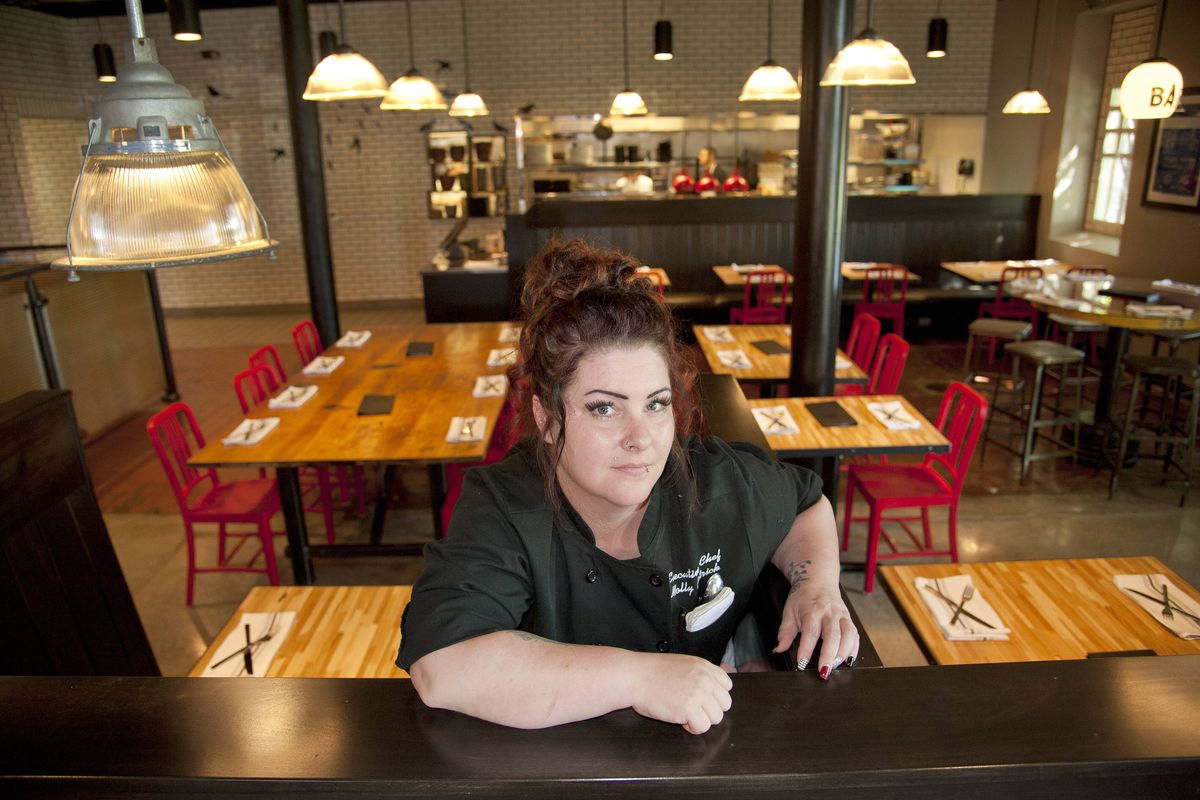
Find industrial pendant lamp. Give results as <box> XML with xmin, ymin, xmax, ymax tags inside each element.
<box><xmin>304</xmin><ymin>0</ymin><xmax>388</xmax><ymax>102</ymax></box>
<box><xmin>1002</xmin><ymin>0</ymin><xmax>1050</xmax><ymax>114</ymax></box>
<box><xmin>926</xmin><ymin>0</ymin><xmax>947</xmax><ymax>59</ymax></box>
<box><xmin>1119</xmin><ymin>0</ymin><xmax>1183</xmax><ymax>119</ymax></box>
<box><xmin>449</xmin><ymin>0</ymin><xmax>489</xmax><ymax>117</ymax></box>
<box><xmin>52</xmin><ymin>0</ymin><xmax>273</xmax><ymax>273</ymax></box>
<box><xmin>168</xmin><ymin>0</ymin><xmax>202</xmax><ymax>42</ymax></box>
<box><xmin>94</xmin><ymin>43</ymin><xmax>117</xmax><ymax>83</ymax></box>
<box><xmin>820</xmin><ymin>0</ymin><xmax>916</xmax><ymax>86</ymax></box>
<box><xmin>654</xmin><ymin>1</ymin><xmax>673</xmax><ymax>61</ymax></box>
<box><xmin>382</xmin><ymin>0</ymin><xmax>447</xmax><ymax>111</ymax></box>
<box><xmin>739</xmin><ymin>0</ymin><xmax>800</xmax><ymax>102</ymax></box>
<box><xmin>610</xmin><ymin>0</ymin><xmax>648</xmax><ymax>116</ymax></box>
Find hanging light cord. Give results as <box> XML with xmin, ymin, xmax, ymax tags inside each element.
<box><xmin>935</xmin><ymin>0</ymin><xmax>942</xmax><ymax>15</ymax></box>
<box><xmin>461</xmin><ymin>0</ymin><xmax>472</xmax><ymax>91</ymax></box>
<box><xmin>1150</xmin><ymin>0</ymin><xmax>1167</xmax><ymax>58</ymax></box>
<box><xmin>337</xmin><ymin>0</ymin><xmax>346</xmax><ymax>43</ymax></box>
<box><xmin>1025</xmin><ymin>0</ymin><xmax>1041</xmax><ymax>88</ymax></box>
<box><xmin>622</xmin><ymin>0</ymin><xmax>631</xmax><ymax>89</ymax></box>
<box><xmin>405</xmin><ymin>0</ymin><xmax>417</xmax><ymax>71</ymax></box>
<box><xmin>766</xmin><ymin>0</ymin><xmax>774</xmax><ymax>62</ymax></box>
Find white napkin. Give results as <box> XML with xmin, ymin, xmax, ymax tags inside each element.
<box><xmin>701</xmin><ymin>325</ymin><xmax>736</xmax><ymax>342</ymax></box>
<box><xmin>1114</xmin><ymin>574</ymin><xmax>1200</xmax><ymax>640</ymax></box>
<box><xmin>446</xmin><ymin>416</ymin><xmax>487</xmax><ymax>443</ymax></box>
<box><xmin>1065</xmin><ymin>272</ymin><xmax>1114</xmax><ymax>283</ymax></box>
<box><xmin>1029</xmin><ymin>291</ymin><xmax>1088</xmax><ymax>310</ymax></box>
<box><xmin>716</xmin><ymin>349</ymin><xmax>753</xmax><ymax>369</ymax></box>
<box><xmin>335</xmin><ymin>330</ymin><xmax>372</xmax><ymax>348</ymax></box>
<box><xmin>731</xmin><ymin>263</ymin><xmax>766</xmax><ymax>273</ymax></box>
<box><xmin>752</xmin><ymin>405</ymin><xmax>800</xmax><ymax>435</ymax></box>
<box><xmin>202</xmin><ymin>612</ymin><xmax>296</xmax><ymax>678</ymax></box>
<box><xmin>1126</xmin><ymin>303</ymin><xmax>1194</xmax><ymax>319</ymax></box>
<box><xmin>221</xmin><ymin>417</ymin><xmax>280</xmax><ymax>446</ymax></box>
<box><xmin>267</xmin><ymin>385</ymin><xmax>317</xmax><ymax>409</ymax></box>
<box><xmin>845</xmin><ymin>262</ymin><xmax>876</xmax><ymax>271</ymax></box>
<box><xmin>487</xmin><ymin>348</ymin><xmax>518</xmax><ymax>368</ymax></box>
<box><xmin>1152</xmin><ymin>278</ymin><xmax>1200</xmax><ymax>296</ymax></box>
<box><xmin>302</xmin><ymin>354</ymin><xmax>345</xmax><ymax>375</ymax></box>
<box><xmin>473</xmin><ymin>375</ymin><xmax>508</xmax><ymax>397</ymax></box>
<box><xmin>867</xmin><ymin>401</ymin><xmax>921</xmax><ymax>430</ymax></box>
<box><xmin>915</xmin><ymin>575</ymin><xmax>1010</xmax><ymax>641</ymax></box>
<box><xmin>1009</xmin><ymin>277</ymin><xmax>1045</xmax><ymax>296</ymax></box>
<box><xmin>835</xmin><ymin>355</ymin><xmax>853</xmax><ymax>370</ymax></box>
<box><xmin>498</xmin><ymin>326</ymin><xmax>521</xmax><ymax>344</ymax></box>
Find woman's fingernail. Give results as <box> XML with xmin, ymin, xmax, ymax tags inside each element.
<box><xmin>819</xmin><ymin>665</ymin><xmax>830</xmax><ymax>679</ymax></box>
<box><xmin>796</xmin><ymin>658</ymin><xmax>809</xmax><ymax>671</ymax></box>
<box><xmin>846</xmin><ymin>655</ymin><xmax>856</xmax><ymax>668</ymax></box>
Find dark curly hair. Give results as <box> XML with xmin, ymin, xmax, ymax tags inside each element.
<box><xmin>507</xmin><ymin>238</ymin><xmax>699</xmax><ymax>511</ymax></box>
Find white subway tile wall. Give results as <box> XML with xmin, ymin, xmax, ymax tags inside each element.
<box><xmin>0</xmin><ymin>1</ymin><xmax>995</xmax><ymax>309</ymax></box>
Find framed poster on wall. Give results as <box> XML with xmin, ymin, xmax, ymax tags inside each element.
<box><xmin>1142</xmin><ymin>87</ymin><xmax>1200</xmax><ymax>212</ymax></box>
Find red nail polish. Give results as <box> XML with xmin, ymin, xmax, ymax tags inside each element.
<box><xmin>819</xmin><ymin>666</ymin><xmax>830</xmax><ymax>679</ymax></box>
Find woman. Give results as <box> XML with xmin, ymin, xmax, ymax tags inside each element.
<box><xmin>398</xmin><ymin>239</ymin><xmax>858</xmax><ymax>735</ymax></box>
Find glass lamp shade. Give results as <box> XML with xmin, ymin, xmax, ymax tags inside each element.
<box><xmin>1002</xmin><ymin>88</ymin><xmax>1051</xmax><ymax>114</ymax></box>
<box><xmin>723</xmin><ymin>169</ymin><xmax>750</xmax><ymax>193</ymax></box>
<box><xmin>820</xmin><ymin>31</ymin><xmax>916</xmax><ymax>86</ymax></box>
<box><xmin>610</xmin><ymin>89</ymin><xmax>648</xmax><ymax>117</ymax></box>
<box><xmin>696</xmin><ymin>174</ymin><xmax>721</xmax><ymax>193</ymax></box>
<box><xmin>671</xmin><ymin>168</ymin><xmax>695</xmax><ymax>193</ymax></box>
<box><xmin>303</xmin><ymin>48</ymin><xmax>389</xmax><ymax>101</ymax></box>
<box><xmin>448</xmin><ymin>91</ymin><xmax>490</xmax><ymax>117</ymax></box>
<box><xmin>58</xmin><ymin>150</ymin><xmax>272</xmax><ymax>270</ymax></box>
<box><xmin>1119</xmin><ymin>59</ymin><xmax>1183</xmax><ymax>119</ymax></box>
<box><xmin>739</xmin><ymin>61</ymin><xmax>800</xmax><ymax>102</ymax></box>
<box><xmin>380</xmin><ymin>69</ymin><xmax>447</xmax><ymax>110</ymax></box>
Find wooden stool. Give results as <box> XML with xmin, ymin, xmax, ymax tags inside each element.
<box><xmin>963</xmin><ymin>318</ymin><xmax>1032</xmax><ymax>391</ymax></box>
<box><xmin>983</xmin><ymin>340</ymin><xmax>1085</xmax><ymax>480</ymax></box>
<box><xmin>1109</xmin><ymin>355</ymin><xmax>1199</xmax><ymax>507</ymax></box>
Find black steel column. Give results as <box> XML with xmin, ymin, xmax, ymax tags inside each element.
<box><xmin>277</xmin><ymin>0</ymin><xmax>340</xmax><ymax>348</ymax></box>
<box><xmin>791</xmin><ymin>0</ymin><xmax>853</xmax><ymax>499</ymax></box>
<box><xmin>144</xmin><ymin>273</ymin><xmax>179</xmax><ymax>402</ymax></box>
<box><xmin>23</xmin><ymin>273</ymin><xmax>61</xmax><ymax>391</ymax></box>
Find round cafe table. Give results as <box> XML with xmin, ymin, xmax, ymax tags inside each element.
<box><xmin>1025</xmin><ymin>277</ymin><xmax>1200</xmax><ymax>426</ymax></box>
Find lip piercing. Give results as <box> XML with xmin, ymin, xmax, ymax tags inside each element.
<box><xmin>645</xmin><ymin>465</ymin><xmax>650</xmax><ymax>474</ymax></box>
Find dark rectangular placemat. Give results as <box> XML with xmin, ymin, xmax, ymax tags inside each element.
<box><xmin>357</xmin><ymin>394</ymin><xmax>395</xmax><ymax>416</ymax></box>
<box><xmin>807</xmin><ymin>400</ymin><xmax>857</xmax><ymax>427</ymax></box>
<box><xmin>406</xmin><ymin>341</ymin><xmax>434</xmax><ymax>357</ymax></box>
<box><xmin>750</xmin><ymin>339</ymin><xmax>789</xmax><ymax>355</ymax></box>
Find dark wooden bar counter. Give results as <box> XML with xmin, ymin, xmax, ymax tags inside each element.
<box><xmin>3</xmin><ymin>656</ymin><xmax>1198</xmax><ymax>797</ymax></box>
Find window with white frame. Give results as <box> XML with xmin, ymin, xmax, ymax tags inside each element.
<box><xmin>1084</xmin><ymin>5</ymin><xmax>1155</xmax><ymax>237</ymax></box>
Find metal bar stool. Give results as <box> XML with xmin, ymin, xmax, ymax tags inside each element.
<box><xmin>982</xmin><ymin>340</ymin><xmax>1086</xmax><ymax>480</ymax></box>
<box><xmin>1109</xmin><ymin>355</ymin><xmax>1199</xmax><ymax>507</ymax></box>
<box><xmin>963</xmin><ymin>318</ymin><xmax>1032</xmax><ymax>391</ymax></box>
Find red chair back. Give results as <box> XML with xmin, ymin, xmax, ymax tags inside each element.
<box><xmin>732</xmin><ymin>270</ymin><xmax>790</xmax><ymax>324</ymax></box>
<box><xmin>644</xmin><ymin>270</ymin><xmax>665</xmax><ymax>300</ymax></box>
<box><xmin>846</xmin><ymin>312</ymin><xmax>882</xmax><ymax>370</ymax></box>
<box><xmin>924</xmin><ymin>382</ymin><xmax>988</xmax><ymax>497</ymax></box>
<box><xmin>868</xmin><ymin>333</ymin><xmax>909</xmax><ymax>394</ymax></box>
<box><xmin>994</xmin><ymin>266</ymin><xmax>1043</xmax><ymax>304</ymax></box>
<box><xmin>249</xmin><ymin>344</ymin><xmax>287</xmax><ymax>385</ymax></box>
<box><xmin>864</xmin><ymin>266</ymin><xmax>908</xmax><ymax>305</ymax></box>
<box><xmin>233</xmin><ymin>364</ymin><xmax>279</xmax><ymax>414</ymax></box>
<box><xmin>146</xmin><ymin>402</ymin><xmax>217</xmax><ymax>512</ymax></box>
<box><xmin>1067</xmin><ymin>265</ymin><xmax>1108</xmax><ymax>276</ymax></box>
<box><xmin>292</xmin><ymin>320</ymin><xmax>322</xmax><ymax>366</ymax></box>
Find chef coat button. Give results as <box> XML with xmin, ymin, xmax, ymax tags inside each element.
<box><xmin>656</xmin><ymin>640</ymin><xmax>670</xmax><ymax>653</ymax></box>
<box><xmin>585</xmin><ymin>569</ymin><xmax>598</xmax><ymax>583</ymax></box>
<box><xmin>649</xmin><ymin>574</ymin><xmax>664</xmax><ymax>587</ymax></box>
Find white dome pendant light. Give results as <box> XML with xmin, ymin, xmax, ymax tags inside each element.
<box><xmin>610</xmin><ymin>0</ymin><xmax>648</xmax><ymax>116</ymax></box>
<box><xmin>1119</xmin><ymin>0</ymin><xmax>1183</xmax><ymax>120</ymax></box>
<box><xmin>740</xmin><ymin>0</ymin><xmax>801</xmax><ymax>102</ymax></box>
<box><xmin>1003</xmin><ymin>0</ymin><xmax>1051</xmax><ymax>114</ymax></box>
<box><xmin>382</xmin><ymin>0</ymin><xmax>447</xmax><ymax>111</ymax></box>
<box><xmin>449</xmin><ymin>0</ymin><xmax>489</xmax><ymax>117</ymax></box>
<box><xmin>821</xmin><ymin>0</ymin><xmax>916</xmax><ymax>86</ymax></box>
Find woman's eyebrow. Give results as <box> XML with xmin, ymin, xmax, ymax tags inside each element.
<box><xmin>582</xmin><ymin>387</ymin><xmax>670</xmax><ymax>399</ymax></box>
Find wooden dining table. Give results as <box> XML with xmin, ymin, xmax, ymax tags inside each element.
<box><xmin>840</xmin><ymin>262</ymin><xmax>921</xmax><ymax>283</ymax></box>
<box><xmin>745</xmin><ymin>395</ymin><xmax>949</xmax><ymax>459</ymax></box>
<box><xmin>692</xmin><ymin>324</ymin><xmax>868</xmax><ymax>391</ymax></box>
<box><xmin>713</xmin><ymin>263</ymin><xmax>920</xmax><ymax>287</ymax></box>
<box><xmin>188</xmin><ymin>322</ymin><xmax>512</xmax><ymax>584</ymax></box>
<box><xmin>635</xmin><ymin>266</ymin><xmax>671</xmax><ymax>288</ymax></box>
<box><xmin>189</xmin><ymin>585</ymin><xmax>412</xmax><ymax>679</ymax></box>
<box><xmin>939</xmin><ymin>259</ymin><xmax>1074</xmax><ymax>284</ymax></box>
<box><xmin>712</xmin><ymin>263</ymin><xmax>788</xmax><ymax>287</ymax></box>
<box><xmin>880</xmin><ymin>556</ymin><xmax>1200</xmax><ymax>665</ymax></box>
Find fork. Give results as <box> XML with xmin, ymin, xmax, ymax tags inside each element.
<box><xmin>949</xmin><ymin>584</ymin><xmax>975</xmax><ymax>627</ymax></box>
<box><xmin>759</xmin><ymin>410</ymin><xmax>788</xmax><ymax>431</ymax></box>
<box><xmin>460</xmin><ymin>417</ymin><xmax>474</xmax><ymax>438</ymax></box>
<box><xmin>242</xmin><ymin>420</ymin><xmax>264</xmax><ymax>441</ymax></box>
<box><xmin>1147</xmin><ymin>576</ymin><xmax>1174</xmax><ymax>621</ymax></box>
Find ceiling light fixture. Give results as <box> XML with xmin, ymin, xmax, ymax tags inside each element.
<box><xmin>304</xmin><ymin>0</ymin><xmax>388</xmax><ymax>102</ymax></box>
<box><xmin>1119</xmin><ymin>0</ymin><xmax>1183</xmax><ymax>119</ymax></box>
<box><xmin>654</xmin><ymin>1</ymin><xmax>673</xmax><ymax>61</ymax></box>
<box><xmin>740</xmin><ymin>0</ymin><xmax>801</xmax><ymax>102</ymax></box>
<box><xmin>610</xmin><ymin>0</ymin><xmax>648</xmax><ymax>116</ymax></box>
<box><xmin>382</xmin><ymin>0</ymin><xmax>447</xmax><ymax>111</ymax></box>
<box><xmin>821</xmin><ymin>0</ymin><xmax>915</xmax><ymax>86</ymax></box>
<box><xmin>449</xmin><ymin>0</ymin><xmax>489</xmax><ymax>117</ymax></box>
<box><xmin>53</xmin><ymin>0</ymin><xmax>274</xmax><ymax>274</ymax></box>
<box><xmin>1002</xmin><ymin>0</ymin><xmax>1050</xmax><ymax>114</ymax></box>
<box><xmin>168</xmin><ymin>0</ymin><xmax>202</xmax><ymax>42</ymax></box>
<box><xmin>926</xmin><ymin>0</ymin><xmax>947</xmax><ymax>59</ymax></box>
<box><xmin>94</xmin><ymin>43</ymin><xmax>117</xmax><ymax>83</ymax></box>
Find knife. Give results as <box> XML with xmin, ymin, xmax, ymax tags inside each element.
<box><xmin>921</xmin><ymin>584</ymin><xmax>996</xmax><ymax>629</ymax></box>
<box><xmin>1123</xmin><ymin>588</ymin><xmax>1200</xmax><ymax>622</ymax></box>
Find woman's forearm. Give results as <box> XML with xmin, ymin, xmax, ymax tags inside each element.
<box><xmin>770</xmin><ymin>495</ymin><xmax>842</xmax><ymax>593</ymax></box>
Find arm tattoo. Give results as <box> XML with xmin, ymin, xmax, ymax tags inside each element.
<box><xmin>786</xmin><ymin>559</ymin><xmax>813</xmax><ymax>590</ymax></box>
<box><xmin>510</xmin><ymin>630</ymin><xmax>547</xmax><ymax>642</ymax></box>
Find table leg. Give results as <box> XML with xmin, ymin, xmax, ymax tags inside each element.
<box><xmin>1094</xmin><ymin>326</ymin><xmax>1129</xmax><ymax>427</ymax></box>
<box><xmin>276</xmin><ymin>466</ymin><xmax>315</xmax><ymax>585</ymax></box>
<box><xmin>370</xmin><ymin>465</ymin><xmax>397</xmax><ymax>545</ymax></box>
<box><xmin>428</xmin><ymin>464</ymin><xmax>447</xmax><ymax>539</ymax></box>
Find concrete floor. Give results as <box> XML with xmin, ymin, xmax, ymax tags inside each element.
<box><xmin>90</xmin><ymin>309</ymin><xmax>1200</xmax><ymax>676</ymax></box>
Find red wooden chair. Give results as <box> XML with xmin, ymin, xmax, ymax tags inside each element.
<box><xmin>232</xmin><ymin>364</ymin><xmax>279</xmax><ymax>480</ymax></box>
<box><xmin>249</xmin><ymin>344</ymin><xmax>288</xmax><ymax>385</ymax></box>
<box><xmin>642</xmin><ymin>270</ymin><xmax>665</xmax><ymax>300</ymax></box>
<box><xmin>845</xmin><ymin>312</ymin><xmax>882</xmax><ymax>370</ymax></box>
<box><xmin>841</xmin><ymin>382</ymin><xmax>988</xmax><ymax>592</ymax></box>
<box><xmin>867</xmin><ymin>333</ymin><xmax>909</xmax><ymax>394</ymax></box>
<box><xmin>979</xmin><ymin>266</ymin><xmax>1043</xmax><ymax>326</ymax></box>
<box><xmin>439</xmin><ymin>394</ymin><xmax>521</xmax><ymax>534</ymax></box>
<box><xmin>855</xmin><ymin>266</ymin><xmax>908</xmax><ymax>336</ymax></box>
<box><xmin>147</xmin><ymin>402</ymin><xmax>281</xmax><ymax>606</ymax></box>
<box><xmin>292</xmin><ymin>320</ymin><xmax>322</xmax><ymax>367</ymax></box>
<box><xmin>731</xmin><ymin>270</ymin><xmax>790</xmax><ymax>325</ymax></box>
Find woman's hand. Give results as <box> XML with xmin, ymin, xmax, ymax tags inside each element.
<box><xmin>628</xmin><ymin>652</ymin><xmax>733</xmax><ymax>734</ymax></box>
<box><xmin>773</xmin><ymin>581</ymin><xmax>859</xmax><ymax>679</ymax></box>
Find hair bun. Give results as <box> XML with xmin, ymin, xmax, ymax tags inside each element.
<box><xmin>520</xmin><ymin>237</ymin><xmax>642</xmax><ymax>319</ymax></box>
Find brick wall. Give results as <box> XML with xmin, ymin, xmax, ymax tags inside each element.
<box><xmin>0</xmin><ymin>0</ymin><xmax>996</xmax><ymax>309</ymax></box>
